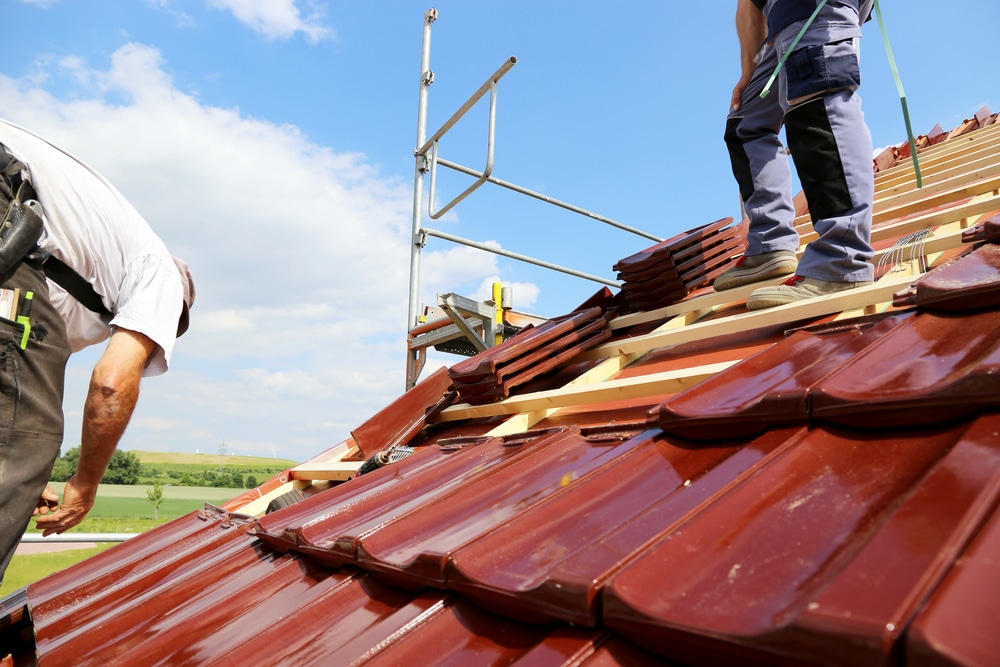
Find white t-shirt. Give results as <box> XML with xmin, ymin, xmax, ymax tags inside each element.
<box><xmin>0</xmin><ymin>119</ymin><xmax>184</xmax><ymax>376</ymax></box>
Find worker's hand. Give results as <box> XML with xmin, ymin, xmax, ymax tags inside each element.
<box><xmin>33</xmin><ymin>475</ymin><xmax>97</xmax><ymax>536</ymax></box>
<box><xmin>731</xmin><ymin>73</ymin><xmax>752</xmax><ymax>112</ymax></box>
<box><xmin>31</xmin><ymin>484</ymin><xmax>61</xmax><ymax>516</ymax></box>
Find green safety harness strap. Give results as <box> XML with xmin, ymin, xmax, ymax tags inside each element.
<box><xmin>760</xmin><ymin>0</ymin><xmax>830</xmax><ymax>100</ymax></box>
<box><xmin>760</xmin><ymin>0</ymin><xmax>922</xmax><ymax>188</ymax></box>
<box><xmin>872</xmin><ymin>0</ymin><xmax>922</xmax><ymax>187</ymax></box>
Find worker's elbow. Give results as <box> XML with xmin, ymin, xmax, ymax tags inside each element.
<box><xmin>90</xmin><ymin>363</ymin><xmax>140</xmax><ymax>400</ymax></box>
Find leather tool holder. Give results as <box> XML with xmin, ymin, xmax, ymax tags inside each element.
<box><xmin>0</xmin><ymin>182</ymin><xmax>44</xmax><ymax>278</ymax></box>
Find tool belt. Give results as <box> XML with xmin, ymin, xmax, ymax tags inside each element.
<box><xmin>0</xmin><ymin>143</ymin><xmax>111</xmax><ymax>318</ymax></box>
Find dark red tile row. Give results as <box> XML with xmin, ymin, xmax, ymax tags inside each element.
<box><xmin>447</xmin><ymin>307</ymin><xmax>613</xmax><ymax>405</ymax></box>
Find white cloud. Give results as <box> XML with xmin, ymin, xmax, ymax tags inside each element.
<box><xmin>18</xmin><ymin>0</ymin><xmax>59</xmax><ymax>8</ymax></box>
<box><xmin>206</xmin><ymin>0</ymin><xmax>334</xmax><ymax>42</ymax></box>
<box><xmin>0</xmin><ymin>43</ymin><xmax>518</xmax><ymax>462</ymax></box>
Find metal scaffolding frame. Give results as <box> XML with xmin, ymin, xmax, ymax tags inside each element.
<box><xmin>405</xmin><ymin>8</ymin><xmax>662</xmax><ymax>389</ymax></box>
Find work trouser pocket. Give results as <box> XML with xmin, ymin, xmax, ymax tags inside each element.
<box><xmin>785</xmin><ymin>40</ymin><xmax>861</xmax><ymax>107</ymax></box>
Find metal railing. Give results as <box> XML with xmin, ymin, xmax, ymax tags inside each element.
<box><xmin>405</xmin><ymin>8</ymin><xmax>663</xmax><ymax>388</ymax></box>
<box><xmin>20</xmin><ymin>533</ymin><xmax>139</xmax><ymax>544</ymax></box>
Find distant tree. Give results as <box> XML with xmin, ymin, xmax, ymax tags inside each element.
<box><xmin>245</xmin><ymin>475</ymin><xmax>258</xmax><ymax>489</ymax></box>
<box><xmin>49</xmin><ymin>446</ymin><xmax>80</xmax><ymax>482</ymax></box>
<box><xmin>102</xmin><ymin>450</ymin><xmax>141</xmax><ymax>485</ymax></box>
<box><xmin>146</xmin><ymin>481</ymin><xmax>165</xmax><ymax>520</ymax></box>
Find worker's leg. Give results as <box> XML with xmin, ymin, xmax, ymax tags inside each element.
<box><xmin>785</xmin><ymin>88</ymin><xmax>875</xmax><ymax>282</ymax></box>
<box><xmin>781</xmin><ymin>33</ymin><xmax>874</xmax><ymax>283</ymax></box>
<box><xmin>724</xmin><ymin>45</ymin><xmax>800</xmax><ymax>257</ymax></box>
<box><xmin>717</xmin><ymin>45</ymin><xmax>800</xmax><ymax>291</ymax></box>
<box><xmin>0</xmin><ymin>261</ymin><xmax>70</xmax><ymax>583</ymax></box>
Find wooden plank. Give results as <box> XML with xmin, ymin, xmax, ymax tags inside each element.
<box><xmin>875</xmin><ymin>147</ymin><xmax>1000</xmax><ymax>195</ymax></box>
<box><xmin>289</xmin><ymin>460</ymin><xmax>362</xmax><ymax>481</ymax></box>
<box><xmin>874</xmin><ymin>161</ymin><xmax>1000</xmax><ymax>211</ymax></box>
<box><xmin>231</xmin><ymin>481</ymin><xmax>306</xmax><ymax>516</ymax></box>
<box><xmin>610</xmin><ymin>277</ymin><xmax>786</xmax><ymax>331</ymax></box>
<box><xmin>581</xmin><ymin>273</ymin><xmax>918</xmax><ymax>363</ymax></box>
<box><xmin>874</xmin><ymin>122</ymin><xmax>1000</xmax><ymax>183</ymax></box>
<box><xmin>871</xmin><ymin>172</ymin><xmax>1000</xmax><ymax>227</ymax></box>
<box><xmin>483</xmin><ymin>305</ymin><xmax>721</xmax><ymax>435</ymax></box>
<box><xmin>797</xmin><ymin>191</ymin><xmax>1000</xmax><ymax>247</ymax></box>
<box><xmin>610</xmin><ymin>223</ymin><xmax>971</xmax><ymax>333</ymax></box>
<box><xmin>437</xmin><ymin>361</ymin><xmax>738</xmax><ymax>422</ymax></box>
<box><xmin>794</xmin><ymin>151</ymin><xmax>1000</xmax><ymax>231</ymax></box>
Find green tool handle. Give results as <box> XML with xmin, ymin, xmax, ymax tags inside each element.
<box><xmin>16</xmin><ymin>290</ymin><xmax>33</xmax><ymax>350</ymax></box>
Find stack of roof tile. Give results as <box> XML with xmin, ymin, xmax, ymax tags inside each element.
<box><xmin>447</xmin><ymin>306</ymin><xmax>612</xmax><ymax>405</ymax></box>
<box><xmin>613</xmin><ymin>216</ymin><xmax>746</xmax><ymax>313</ymax></box>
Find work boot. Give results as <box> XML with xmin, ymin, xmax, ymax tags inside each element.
<box><xmin>746</xmin><ymin>275</ymin><xmax>874</xmax><ymax>311</ymax></box>
<box><xmin>713</xmin><ymin>250</ymin><xmax>798</xmax><ymax>291</ymax></box>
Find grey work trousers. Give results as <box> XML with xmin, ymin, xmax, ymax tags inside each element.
<box><xmin>725</xmin><ymin>20</ymin><xmax>875</xmax><ymax>282</ymax></box>
<box><xmin>0</xmin><ymin>259</ymin><xmax>70</xmax><ymax>584</ymax></box>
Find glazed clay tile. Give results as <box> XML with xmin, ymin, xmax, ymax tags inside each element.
<box><xmin>893</xmin><ymin>241</ymin><xmax>1000</xmax><ymax>311</ymax></box>
<box><xmin>602</xmin><ymin>424</ymin><xmax>967</xmax><ymax>664</ymax></box>
<box><xmin>812</xmin><ymin>307</ymin><xmax>1000</xmax><ymax>428</ymax></box>
<box><xmin>651</xmin><ymin>313</ymin><xmax>912</xmax><ymax>440</ymax></box>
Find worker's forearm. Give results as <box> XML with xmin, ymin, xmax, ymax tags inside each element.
<box><xmin>736</xmin><ymin>0</ymin><xmax>767</xmax><ymax>77</ymax></box>
<box><xmin>74</xmin><ymin>376</ymin><xmax>141</xmax><ymax>488</ymax></box>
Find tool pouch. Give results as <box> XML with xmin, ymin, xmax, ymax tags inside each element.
<box><xmin>0</xmin><ymin>183</ymin><xmax>44</xmax><ymax>278</ymax></box>
<box><xmin>0</xmin><ymin>143</ymin><xmax>44</xmax><ymax>278</ymax></box>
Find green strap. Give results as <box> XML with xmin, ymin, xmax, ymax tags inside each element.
<box><xmin>759</xmin><ymin>0</ymin><xmax>922</xmax><ymax>189</ymax></box>
<box><xmin>760</xmin><ymin>0</ymin><xmax>829</xmax><ymax>99</ymax></box>
<box><xmin>873</xmin><ymin>0</ymin><xmax>922</xmax><ymax>187</ymax></box>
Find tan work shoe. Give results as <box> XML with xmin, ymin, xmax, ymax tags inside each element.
<box><xmin>714</xmin><ymin>250</ymin><xmax>798</xmax><ymax>291</ymax></box>
<box><xmin>746</xmin><ymin>275</ymin><xmax>874</xmax><ymax>310</ymax></box>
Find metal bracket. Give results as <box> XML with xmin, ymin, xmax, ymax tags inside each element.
<box><xmin>438</xmin><ymin>292</ymin><xmax>498</xmax><ymax>354</ymax></box>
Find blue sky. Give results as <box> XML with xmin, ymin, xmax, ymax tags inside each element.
<box><xmin>2</xmin><ymin>0</ymin><xmax>995</xmax><ymax>463</ymax></box>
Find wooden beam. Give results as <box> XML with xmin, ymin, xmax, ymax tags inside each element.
<box><xmin>609</xmin><ymin>223</ymin><xmax>971</xmax><ymax>333</ymax></box>
<box><xmin>874</xmin><ymin>161</ymin><xmax>1000</xmax><ymax>211</ymax></box>
<box><xmin>437</xmin><ymin>361</ymin><xmax>738</xmax><ymax>422</ymax></box>
<box><xmin>289</xmin><ymin>460</ymin><xmax>362</xmax><ymax>481</ymax></box>
<box><xmin>875</xmin><ymin>148</ymin><xmax>1000</xmax><ymax>195</ymax></box>
<box><xmin>796</xmin><ymin>191</ymin><xmax>1000</xmax><ymax>247</ymax></box>
<box><xmin>581</xmin><ymin>273</ymin><xmax>918</xmax><ymax>362</ymax></box>
<box><xmin>874</xmin><ymin>122</ymin><xmax>1000</xmax><ymax>184</ymax></box>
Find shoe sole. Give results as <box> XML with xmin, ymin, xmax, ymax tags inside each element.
<box><xmin>714</xmin><ymin>257</ymin><xmax>798</xmax><ymax>291</ymax></box>
<box><xmin>746</xmin><ymin>281</ymin><xmax>874</xmax><ymax>311</ymax></box>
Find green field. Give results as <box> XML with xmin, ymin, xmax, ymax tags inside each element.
<box><xmin>1</xmin><ymin>452</ymin><xmax>299</xmax><ymax>598</ymax></box>
<box><xmin>24</xmin><ymin>482</ymin><xmax>239</xmax><ymax>533</ymax></box>
<box><xmin>132</xmin><ymin>449</ymin><xmax>299</xmax><ymax>486</ymax></box>
<box><xmin>135</xmin><ymin>451</ymin><xmax>299</xmax><ymax>467</ymax></box>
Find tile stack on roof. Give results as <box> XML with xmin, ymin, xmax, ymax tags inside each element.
<box><xmin>447</xmin><ymin>306</ymin><xmax>613</xmax><ymax>405</ymax></box>
<box><xmin>613</xmin><ymin>216</ymin><xmax>746</xmax><ymax>313</ymax></box>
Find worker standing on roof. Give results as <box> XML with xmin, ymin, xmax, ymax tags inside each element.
<box><xmin>0</xmin><ymin>118</ymin><xmax>195</xmax><ymax>584</ymax></box>
<box><xmin>714</xmin><ymin>0</ymin><xmax>876</xmax><ymax>310</ymax></box>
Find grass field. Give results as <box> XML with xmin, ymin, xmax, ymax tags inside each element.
<box><xmin>1</xmin><ymin>481</ymin><xmax>253</xmax><ymax>598</ymax></box>
<box><xmin>26</xmin><ymin>481</ymin><xmax>239</xmax><ymax>528</ymax></box>
<box><xmin>134</xmin><ymin>450</ymin><xmax>298</xmax><ymax>468</ymax></box>
<box><xmin>130</xmin><ymin>449</ymin><xmax>299</xmax><ymax>487</ymax></box>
